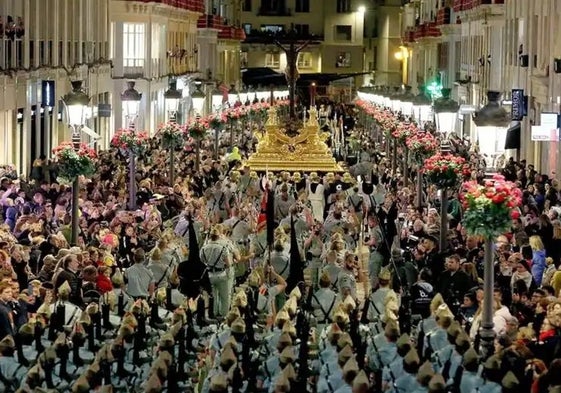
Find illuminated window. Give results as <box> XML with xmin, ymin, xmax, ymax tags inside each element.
<box><xmin>297</xmin><ymin>52</ymin><xmax>313</xmax><ymax>69</ymax></box>
<box><xmin>123</xmin><ymin>23</ymin><xmax>145</xmax><ymax>69</ymax></box>
<box><xmin>265</xmin><ymin>53</ymin><xmax>280</xmax><ymax>68</ymax></box>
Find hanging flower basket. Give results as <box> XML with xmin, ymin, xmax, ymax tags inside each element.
<box><xmin>423</xmin><ymin>153</ymin><xmax>467</xmax><ymax>188</ymax></box>
<box><xmin>406</xmin><ymin>131</ymin><xmax>439</xmax><ymax>163</ymax></box>
<box><xmin>158</xmin><ymin>122</ymin><xmax>186</xmax><ymax>149</ymax></box>
<box><xmin>460</xmin><ymin>174</ymin><xmax>522</xmax><ymax>239</ymax></box>
<box><xmin>206</xmin><ymin>114</ymin><xmax>225</xmax><ymax>130</ymax></box>
<box><xmin>187</xmin><ymin>117</ymin><xmax>209</xmax><ymax>140</ymax></box>
<box><xmin>110</xmin><ymin>129</ymin><xmax>149</xmax><ymax>155</ymax></box>
<box><xmin>53</xmin><ymin>142</ymin><xmax>96</xmax><ymax>182</ymax></box>
<box><xmin>392</xmin><ymin>122</ymin><xmax>417</xmax><ymax>144</ymax></box>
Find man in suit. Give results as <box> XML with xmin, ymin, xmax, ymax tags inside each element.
<box><xmin>0</xmin><ymin>282</ymin><xmax>14</xmax><ymax>340</ymax></box>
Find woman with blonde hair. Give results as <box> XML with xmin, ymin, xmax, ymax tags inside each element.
<box><xmin>529</xmin><ymin>235</ymin><xmax>547</xmax><ymax>286</ymax></box>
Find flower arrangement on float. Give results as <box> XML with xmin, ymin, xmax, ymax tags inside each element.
<box><xmin>110</xmin><ymin>129</ymin><xmax>149</xmax><ymax>154</ymax></box>
<box><xmin>157</xmin><ymin>122</ymin><xmax>186</xmax><ymax>149</ymax></box>
<box><xmin>186</xmin><ymin>117</ymin><xmax>209</xmax><ymax>140</ymax></box>
<box><xmin>460</xmin><ymin>174</ymin><xmax>522</xmax><ymax>238</ymax></box>
<box><xmin>52</xmin><ymin>142</ymin><xmax>97</xmax><ymax>182</ymax></box>
<box><xmin>423</xmin><ymin>153</ymin><xmax>468</xmax><ymax>188</ymax></box>
<box><xmin>406</xmin><ymin>131</ymin><xmax>439</xmax><ymax>163</ymax></box>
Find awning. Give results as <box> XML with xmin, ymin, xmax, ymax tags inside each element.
<box><xmin>504</xmin><ymin>121</ymin><xmax>521</xmax><ymax>150</ymax></box>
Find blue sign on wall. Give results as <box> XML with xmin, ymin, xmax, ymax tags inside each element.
<box><xmin>511</xmin><ymin>89</ymin><xmax>524</xmax><ymax>121</ymax></box>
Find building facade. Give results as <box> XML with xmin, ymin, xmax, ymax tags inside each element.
<box><xmin>0</xmin><ymin>0</ymin><xmax>112</xmax><ymax>175</ymax></box>
<box><xmin>400</xmin><ymin>0</ymin><xmax>561</xmax><ymax>174</ymax></box>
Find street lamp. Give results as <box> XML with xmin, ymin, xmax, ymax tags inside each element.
<box><xmin>412</xmin><ymin>85</ymin><xmax>433</xmax><ymax>125</ymax></box>
<box><xmin>212</xmin><ymin>86</ymin><xmax>224</xmax><ymax>113</ymax></box>
<box><xmin>390</xmin><ymin>87</ymin><xmax>402</xmax><ymax>113</ymax></box>
<box><xmin>434</xmin><ymin>88</ymin><xmax>459</xmax><ymax>136</ymax></box>
<box><xmin>191</xmin><ymin>82</ymin><xmax>207</xmax><ymax>116</ymax></box>
<box><xmin>473</xmin><ymin>91</ymin><xmax>510</xmax><ymax>168</ymax></box>
<box><xmin>256</xmin><ymin>86</ymin><xmax>269</xmax><ymax>102</ymax></box>
<box><xmin>399</xmin><ymin>85</ymin><xmax>415</xmax><ymax>118</ymax></box>
<box><xmin>228</xmin><ymin>85</ymin><xmax>239</xmax><ymax>107</ymax></box>
<box><xmin>62</xmin><ymin>80</ymin><xmax>90</xmax><ymax>245</ymax></box>
<box><xmin>164</xmin><ymin>79</ymin><xmax>182</xmax><ymax>122</ymax></box>
<box><xmin>121</xmin><ymin>82</ymin><xmax>142</xmax><ymax>211</ymax></box>
<box><xmin>238</xmin><ymin>87</ymin><xmax>249</xmax><ymax>106</ymax></box>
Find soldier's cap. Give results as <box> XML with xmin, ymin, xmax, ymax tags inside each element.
<box><xmin>417</xmin><ymin>361</ymin><xmax>435</xmax><ymax>385</ymax></box>
<box><xmin>220</xmin><ymin>345</ymin><xmax>237</xmax><ymax>366</ymax></box>
<box><xmin>337</xmin><ymin>332</ymin><xmax>353</xmax><ymax>350</ymax></box>
<box><xmin>54</xmin><ymin>332</ymin><xmax>68</xmax><ymax>349</ymax></box>
<box><xmin>278</xmin><ymin>332</ymin><xmax>293</xmax><ymax>346</ymax></box>
<box><xmin>430</xmin><ymin>293</ymin><xmax>445</xmax><ymax>313</ymax></box>
<box><xmin>327</xmin><ymin>323</ymin><xmax>343</xmax><ymax>341</ymax></box>
<box><xmin>378</xmin><ymin>267</ymin><xmax>391</xmax><ymax>281</ymax></box>
<box><xmin>289</xmin><ymin>286</ymin><xmax>301</xmax><ymax>300</ymax></box>
<box><xmin>226</xmin><ymin>308</ymin><xmax>241</xmax><ymax>326</ymax></box>
<box><xmin>36</xmin><ymin>301</ymin><xmax>51</xmax><ymax>317</ymax></box>
<box><xmin>0</xmin><ymin>335</ymin><xmax>15</xmax><ymax>352</ymax></box>
<box><xmin>159</xmin><ymin>333</ymin><xmax>175</xmax><ymax>348</ymax></box>
<box><xmin>27</xmin><ymin>363</ymin><xmax>42</xmax><ymax>378</ymax></box>
<box><xmin>396</xmin><ymin>333</ymin><xmax>411</xmax><ymax>351</ymax></box>
<box><xmin>319</xmin><ymin>270</ymin><xmax>331</xmax><ymax>286</ymax></box>
<box><xmin>29</xmin><ymin>279</ymin><xmax>42</xmax><ymax>288</ymax></box>
<box><xmin>434</xmin><ymin>304</ymin><xmax>454</xmax><ymax>321</ymax></box>
<box><xmin>343</xmin><ymin>295</ymin><xmax>356</xmax><ymax>311</ymax></box>
<box><xmin>282</xmin><ymin>363</ymin><xmax>297</xmax><ymax>380</ymax></box>
<box><xmin>282</xmin><ymin>320</ymin><xmax>297</xmax><ymax>337</ymax></box>
<box><xmin>58</xmin><ymin>281</ymin><xmax>71</xmax><ymax>297</ymax></box>
<box><xmin>502</xmin><ymin>371</ymin><xmax>519</xmax><ymax>389</ymax></box>
<box><xmin>284</xmin><ymin>297</ymin><xmax>298</xmax><ymax>315</ymax></box>
<box><xmin>404</xmin><ymin>348</ymin><xmax>420</xmax><ymax>367</ymax></box>
<box><xmin>248</xmin><ymin>269</ymin><xmax>262</xmax><ymax>287</ymax></box>
<box><xmin>19</xmin><ymin>322</ymin><xmax>34</xmax><ymax>337</ymax></box>
<box><xmin>79</xmin><ymin>311</ymin><xmax>92</xmax><ymax>326</ymax></box>
<box><xmin>338</xmin><ymin>345</ymin><xmax>354</xmax><ymax>363</ymax></box>
<box><xmin>275</xmin><ymin>309</ymin><xmax>290</xmax><ymax>324</ymax></box>
<box><xmin>209</xmin><ymin>372</ymin><xmax>228</xmax><ymax>391</ymax></box>
<box><xmin>71</xmin><ymin>374</ymin><xmax>90</xmax><ymax>393</ymax></box>
<box><xmin>275</xmin><ymin>372</ymin><xmax>291</xmax><ymax>391</ymax></box>
<box><xmin>334</xmin><ymin>308</ymin><xmax>350</xmax><ymax>325</ymax></box>
<box><xmin>85</xmin><ymin>302</ymin><xmax>99</xmax><ymax>315</ymax></box>
<box><xmin>353</xmin><ymin>370</ymin><xmax>369</xmax><ymax>389</ymax></box>
<box><xmin>231</xmin><ymin>317</ymin><xmax>246</xmax><ymax>334</ymax></box>
<box><xmin>462</xmin><ymin>346</ymin><xmax>479</xmax><ymax>367</ymax></box>
<box><xmin>233</xmin><ymin>291</ymin><xmax>248</xmax><ymax>308</ymax></box>
<box><xmin>384</xmin><ymin>319</ymin><xmax>400</xmax><ymax>339</ymax></box>
<box><xmin>343</xmin><ymin>356</ymin><xmax>359</xmax><ymax>375</ymax></box>
<box><xmin>280</xmin><ymin>346</ymin><xmax>296</xmax><ymax>363</ymax></box>
<box><xmin>428</xmin><ymin>374</ymin><xmax>446</xmax><ymax>392</ymax></box>
<box><xmin>144</xmin><ymin>372</ymin><xmax>163</xmax><ymax>393</ymax></box>
<box><xmin>483</xmin><ymin>355</ymin><xmax>501</xmax><ymax>371</ymax></box>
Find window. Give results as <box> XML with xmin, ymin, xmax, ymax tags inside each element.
<box><xmin>337</xmin><ymin>0</ymin><xmax>352</xmax><ymax>13</ymax></box>
<box><xmin>123</xmin><ymin>23</ymin><xmax>145</xmax><ymax>69</ymax></box>
<box><xmin>295</xmin><ymin>0</ymin><xmax>310</xmax><ymax>12</ymax></box>
<box><xmin>242</xmin><ymin>0</ymin><xmax>252</xmax><ymax>11</ymax></box>
<box><xmin>265</xmin><ymin>53</ymin><xmax>280</xmax><ymax>68</ymax></box>
<box><xmin>261</xmin><ymin>25</ymin><xmax>284</xmax><ymax>33</ymax></box>
<box><xmin>243</xmin><ymin>23</ymin><xmax>252</xmax><ymax>35</ymax></box>
<box><xmin>294</xmin><ymin>24</ymin><xmax>309</xmax><ymax>36</ymax></box>
<box><xmin>335</xmin><ymin>25</ymin><xmax>352</xmax><ymax>41</ymax></box>
<box><xmin>260</xmin><ymin>0</ymin><xmax>286</xmax><ymax>12</ymax></box>
<box><xmin>336</xmin><ymin>52</ymin><xmax>351</xmax><ymax>68</ymax></box>
<box><xmin>297</xmin><ymin>52</ymin><xmax>313</xmax><ymax>69</ymax></box>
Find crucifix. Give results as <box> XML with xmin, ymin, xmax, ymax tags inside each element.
<box><xmin>274</xmin><ymin>24</ymin><xmax>311</xmax><ymax>119</ymax></box>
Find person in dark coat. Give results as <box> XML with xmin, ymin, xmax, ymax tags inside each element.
<box><xmin>0</xmin><ymin>282</ymin><xmax>14</xmax><ymax>340</ymax></box>
<box><xmin>436</xmin><ymin>254</ymin><xmax>472</xmax><ymax>313</ymax></box>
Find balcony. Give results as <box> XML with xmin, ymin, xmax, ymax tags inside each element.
<box><xmin>257</xmin><ymin>6</ymin><xmax>292</xmax><ymax>16</ymax></box>
<box><xmin>197</xmin><ymin>14</ymin><xmax>226</xmax><ymax>29</ymax></box>
<box><xmin>453</xmin><ymin>0</ymin><xmax>504</xmax><ymax>11</ymax></box>
<box><xmin>413</xmin><ymin>22</ymin><xmax>441</xmax><ymax>40</ymax></box>
<box><xmin>436</xmin><ymin>7</ymin><xmax>451</xmax><ymax>25</ymax></box>
<box><xmin>218</xmin><ymin>27</ymin><xmax>246</xmax><ymax>41</ymax></box>
<box><xmin>126</xmin><ymin>0</ymin><xmax>205</xmax><ymax>13</ymax></box>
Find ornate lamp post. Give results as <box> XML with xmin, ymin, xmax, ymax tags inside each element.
<box><xmin>211</xmin><ymin>86</ymin><xmax>224</xmax><ymax>113</ymax></box>
<box><xmin>163</xmin><ymin>80</ymin><xmax>182</xmax><ymax>186</ymax></box>
<box><xmin>62</xmin><ymin>81</ymin><xmax>90</xmax><ymax>245</ymax></box>
<box><xmin>434</xmin><ymin>90</ymin><xmax>459</xmax><ymax>253</ymax></box>
<box><xmin>120</xmin><ymin>81</ymin><xmax>142</xmax><ymax>210</ymax></box>
<box><xmin>238</xmin><ymin>87</ymin><xmax>249</xmax><ymax>107</ymax></box>
<box><xmin>191</xmin><ymin>82</ymin><xmax>207</xmax><ymax>171</ymax></box>
<box><xmin>228</xmin><ymin>85</ymin><xmax>239</xmax><ymax>107</ymax></box>
<box><xmin>164</xmin><ymin>79</ymin><xmax>182</xmax><ymax>123</ymax></box>
<box><xmin>399</xmin><ymin>85</ymin><xmax>415</xmax><ymax>119</ymax></box>
<box><xmin>473</xmin><ymin>91</ymin><xmax>510</xmax><ymax>169</ymax></box>
<box><xmin>412</xmin><ymin>85</ymin><xmax>433</xmax><ymax>126</ymax></box>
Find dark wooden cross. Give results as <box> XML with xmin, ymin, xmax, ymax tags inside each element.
<box><xmin>274</xmin><ymin>24</ymin><xmax>312</xmax><ymax>119</ymax></box>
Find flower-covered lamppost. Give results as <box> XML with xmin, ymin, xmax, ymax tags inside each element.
<box><xmin>406</xmin><ymin>131</ymin><xmax>439</xmax><ymax>209</ymax></box>
<box><xmin>392</xmin><ymin>122</ymin><xmax>416</xmax><ymax>186</ymax></box>
<box><xmin>461</xmin><ymin>175</ymin><xmax>522</xmax><ymax>359</ymax></box>
<box><xmin>120</xmin><ymin>81</ymin><xmax>142</xmax><ymax>210</ymax></box>
<box><xmin>190</xmin><ymin>83</ymin><xmax>207</xmax><ymax>171</ymax></box>
<box><xmin>187</xmin><ymin>117</ymin><xmax>208</xmax><ymax>171</ymax></box>
<box><xmin>423</xmin><ymin>153</ymin><xmax>467</xmax><ymax>252</ymax></box>
<box><xmin>434</xmin><ymin>88</ymin><xmax>459</xmax><ymax>137</ymax></box>
<box><xmin>157</xmin><ymin>123</ymin><xmax>185</xmax><ymax>185</ymax></box>
<box><xmin>62</xmin><ymin>81</ymin><xmax>91</xmax><ymax>245</ymax></box>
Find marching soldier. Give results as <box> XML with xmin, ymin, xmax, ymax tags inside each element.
<box><xmin>366</xmin><ymin>267</ymin><xmax>396</xmax><ymax>335</ymax></box>
<box><xmin>0</xmin><ymin>335</ymin><xmax>26</xmax><ymax>391</ymax></box>
<box><xmin>459</xmin><ymin>347</ymin><xmax>483</xmax><ymax>393</ymax></box>
<box><xmin>200</xmin><ymin>226</ymin><xmax>233</xmax><ymax>317</ymax></box>
<box><xmin>381</xmin><ymin>333</ymin><xmax>412</xmax><ymax>391</ymax></box>
<box><xmin>388</xmin><ymin>348</ymin><xmax>422</xmax><ymax>393</ymax></box>
<box><xmin>311</xmin><ymin>271</ymin><xmax>338</xmax><ymax>327</ymax></box>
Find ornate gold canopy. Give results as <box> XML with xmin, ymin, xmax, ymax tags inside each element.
<box><xmin>245</xmin><ymin>107</ymin><xmax>343</xmax><ymax>172</ymax></box>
